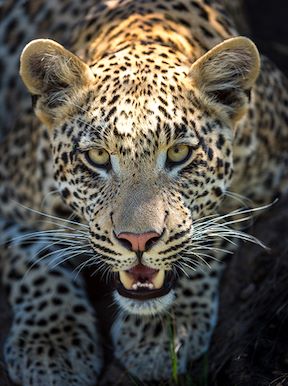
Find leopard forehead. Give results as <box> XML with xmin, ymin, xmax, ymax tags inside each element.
<box><xmin>55</xmin><ymin>48</ymin><xmax>231</xmax><ymax>160</ymax></box>
<box><xmin>89</xmin><ymin>48</ymin><xmax>191</xmax><ymax>137</ymax></box>
<box><xmin>56</xmin><ymin>92</ymin><xmax>227</xmax><ymax>168</ymax></box>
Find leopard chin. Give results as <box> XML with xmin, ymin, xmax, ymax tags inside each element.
<box><xmin>114</xmin><ymin>290</ymin><xmax>176</xmax><ymax>315</ymax></box>
<box><xmin>114</xmin><ymin>264</ymin><xmax>176</xmax><ymax>314</ymax></box>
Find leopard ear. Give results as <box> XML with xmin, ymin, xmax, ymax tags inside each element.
<box><xmin>20</xmin><ymin>39</ymin><xmax>95</xmax><ymax>128</ymax></box>
<box><xmin>189</xmin><ymin>37</ymin><xmax>260</xmax><ymax>122</ymax></box>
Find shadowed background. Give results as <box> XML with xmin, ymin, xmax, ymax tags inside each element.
<box><xmin>1</xmin><ymin>1</ymin><xmax>288</xmax><ymax>385</ymax></box>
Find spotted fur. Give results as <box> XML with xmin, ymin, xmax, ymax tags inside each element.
<box><xmin>0</xmin><ymin>0</ymin><xmax>288</xmax><ymax>385</ymax></box>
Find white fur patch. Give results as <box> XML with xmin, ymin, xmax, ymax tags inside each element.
<box><xmin>113</xmin><ymin>290</ymin><xmax>175</xmax><ymax>316</ymax></box>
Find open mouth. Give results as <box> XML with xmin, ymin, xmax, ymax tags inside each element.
<box><xmin>116</xmin><ymin>264</ymin><xmax>175</xmax><ymax>300</ymax></box>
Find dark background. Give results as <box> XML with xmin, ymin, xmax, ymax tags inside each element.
<box><xmin>244</xmin><ymin>0</ymin><xmax>288</xmax><ymax>75</ymax></box>
<box><xmin>1</xmin><ymin>1</ymin><xmax>288</xmax><ymax>385</ymax></box>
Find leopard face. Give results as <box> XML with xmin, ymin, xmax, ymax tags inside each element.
<box><xmin>20</xmin><ymin>37</ymin><xmax>259</xmax><ymax>314</ymax></box>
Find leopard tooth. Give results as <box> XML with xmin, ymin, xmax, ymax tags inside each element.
<box><xmin>119</xmin><ymin>271</ymin><xmax>134</xmax><ymax>290</ymax></box>
<box><xmin>152</xmin><ymin>269</ymin><xmax>165</xmax><ymax>289</ymax></box>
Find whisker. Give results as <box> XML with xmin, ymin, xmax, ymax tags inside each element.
<box><xmin>193</xmin><ymin>253</ymin><xmax>211</xmax><ymax>268</ymax></box>
<box><xmin>179</xmin><ymin>260</ymin><xmax>197</xmax><ymax>272</ymax></box>
<box><xmin>37</xmin><ymin>220</ymin><xmax>88</xmax><ymax>234</ymax></box>
<box><xmin>22</xmin><ymin>243</ymin><xmax>90</xmax><ymax>280</ymax></box>
<box><xmin>11</xmin><ymin>200</ymin><xmax>89</xmax><ymax>228</ymax></box>
<box><xmin>48</xmin><ymin>244</ymin><xmax>92</xmax><ymax>265</ymax></box>
<box><xmin>175</xmin><ymin>263</ymin><xmax>191</xmax><ymax>277</ymax></box>
<box><xmin>73</xmin><ymin>254</ymin><xmax>104</xmax><ymax>278</ymax></box>
<box><xmin>34</xmin><ymin>238</ymin><xmax>88</xmax><ymax>258</ymax></box>
<box><xmin>185</xmin><ymin>250</ymin><xmax>222</xmax><ymax>262</ymax></box>
<box><xmin>193</xmin><ymin>200</ymin><xmax>276</xmax><ymax>227</ymax></box>
<box><xmin>7</xmin><ymin>229</ymin><xmax>82</xmax><ymax>243</ymax></box>
<box><xmin>40</xmin><ymin>188</ymin><xmax>61</xmax><ymax>209</ymax></box>
<box><xmin>177</xmin><ymin>259</ymin><xmax>202</xmax><ymax>272</ymax></box>
<box><xmin>224</xmin><ymin>190</ymin><xmax>255</xmax><ymax>208</ymax></box>
<box><xmin>185</xmin><ymin>243</ymin><xmax>233</xmax><ymax>255</ymax></box>
<box><xmin>49</xmin><ymin>248</ymin><xmax>92</xmax><ymax>269</ymax></box>
<box><xmin>205</xmin><ymin>228</ymin><xmax>266</xmax><ymax>248</ymax></box>
<box><xmin>14</xmin><ymin>233</ymin><xmax>87</xmax><ymax>244</ymax></box>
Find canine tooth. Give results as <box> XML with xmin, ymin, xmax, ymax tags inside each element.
<box><xmin>148</xmin><ymin>283</ymin><xmax>154</xmax><ymax>289</ymax></box>
<box><xmin>152</xmin><ymin>270</ymin><xmax>165</xmax><ymax>289</ymax></box>
<box><xmin>119</xmin><ymin>271</ymin><xmax>134</xmax><ymax>290</ymax></box>
<box><xmin>132</xmin><ymin>283</ymin><xmax>138</xmax><ymax>290</ymax></box>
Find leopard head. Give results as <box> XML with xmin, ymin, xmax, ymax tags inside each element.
<box><xmin>20</xmin><ymin>36</ymin><xmax>260</xmax><ymax>314</ymax></box>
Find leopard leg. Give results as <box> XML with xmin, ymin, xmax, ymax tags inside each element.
<box><xmin>0</xmin><ymin>218</ymin><xmax>102</xmax><ymax>386</ymax></box>
<box><xmin>112</xmin><ymin>262</ymin><xmax>222</xmax><ymax>381</ymax></box>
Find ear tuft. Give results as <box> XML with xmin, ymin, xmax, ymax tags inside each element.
<box><xmin>20</xmin><ymin>39</ymin><xmax>94</xmax><ymax>127</ymax></box>
<box><xmin>189</xmin><ymin>37</ymin><xmax>260</xmax><ymax>121</ymax></box>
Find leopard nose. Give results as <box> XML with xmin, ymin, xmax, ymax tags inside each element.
<box><xmin>116</xmin><ymin>231</ymin><xmax>161</xmax><ymax>252</ymax></box>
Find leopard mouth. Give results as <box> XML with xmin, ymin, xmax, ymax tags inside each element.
<box><xmin>116</xmin><ymin>264</ymin><xmax>175</xmax><ymax>300</ymax></box>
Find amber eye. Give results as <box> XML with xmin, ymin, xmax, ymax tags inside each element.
<box><xmin>167</xmin><ymin>144</ymin><xmax>191</xmax><ymax>165</ymax></box>
<box><xmin>84</xmin><ymin>148</ymin><xmax>110</xmax><ymax>168</ymax></box>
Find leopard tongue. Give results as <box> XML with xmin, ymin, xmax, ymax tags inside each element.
<box><xmin>119</xmin><ymin>269</ymin><xmax>165</xmax><ymax>290</ymax></box>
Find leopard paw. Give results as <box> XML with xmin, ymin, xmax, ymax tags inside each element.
<box><xmin>5</xmin><ymin>317</ymin><xmax>102</xmax><ymax>386</ymax></box>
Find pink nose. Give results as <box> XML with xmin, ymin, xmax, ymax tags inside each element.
<box><xmin>117</xmin><ymin>231</ymin><xmax>161</xmax><ymax>252</ymax></box>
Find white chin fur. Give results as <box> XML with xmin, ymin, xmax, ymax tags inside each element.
<box><xmin>113</xmin><ymin>290</ymin><xmax>175</xmax><ymax>315</ymax></box>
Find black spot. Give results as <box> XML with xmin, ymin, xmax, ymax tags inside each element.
<box><xmin>216</xmin><ymin>134</ymin><xmax>225</xmax><ymax>149</ymax></box>
<box><xmin>173</xmin><ymin>2</ymin><xmax>189</xmax><ymax>12</ymax></box>
<box><xmin>108</xmin><ymin>94</ymin><xmax>120</xmax><ymax>105</ymax></box>
<box><xmin>153</xmin><ymin>321</ymin><xmax>163</xmax><ymax>337</ymax></box>
<box><xmin>63</xmin><ymin>325</ymin><xmax>72</xmax><ymax>333</ymax></box>
<box><xmin>213</xmin><ymin>187</ymin><xmax>222</xmax><ymax>197</ymax></box>
<box><xmin>8</xmin><ymin>268</ymin><xmax>22</xmax><ymax>280</ymax></box>
<box><xmin>72</xmin><ymin>338</ymin><xmax>81</xmax><ymax>346</ymax></box>
<box><xmin>191</xmin><ymin>1</ymin><xmax>209</xmax><ymax>19</ymax></box>
<box><xmin>183</xmin><ymin>288</ymin><xmax>193</xmax><ymax>296</ymax></box>
<box><xmin>50</xmin><ymin>327</ymin><xmax>61</xmax><ymax>335</ymax></box>
<box><xmin>37</xmin><ymin>319</ymin><xmax>48</xmax><ymax>326</ymax></box>
<box><xmin>48</xmin><ymin>347</ymin><xmax>55</xmax><ymax>357</ymax></box>
<box><xmin>61</xmin><ymin>152</ymin><xmax>68</xmax><ymax>164</ymax></box>
<box><xmin>61</xmin><ymin>188</ymin><xmax>70</xmax><ymax>198</ymax></box>
<box><xmin>49</xmin><ymin>270</ymin><xmax>63</xmax><ymax>277</ymax></box>
<box><xmin>57</xmin><ymin>284</ymin><xmax>69</xmax><ymax>294</ymax></box>
<box><xmin>207</xmin><ymin>147</ymin><xmax>214</xmax><ymax>161</ymax></box>
<box><xmin>52</xmin><ymin>297</ymin><xmax>63</xmax><ymax>305</ymax></box>
<box><xmin>20</xmin><ymin>284</ymin><xmax>29</xmax><ymax>294</ymax></box>
<box><xmin>33</xmin><ymin>276</ymin><xmax>46</xmax><ymax>286</ymax></box>
<box><xmin>73</xmin><ymin>305</ymin><xmax>87</xmax><ymax>313</ymax></box>
<box><xmin>200</xmin><ymin>25</ymin><xmax>214</xmax><ymax>38</ymax></box>
<box><xmin>178</xmin><ymin>18</ymin><xmax>191</xmax><ymax>28</ymax></box>
<box><xmin>50</xmin><ymin>313</ymin><xmax>59</xmax><ymax>322</ymax></box>
<box><xmin>100</xmin><ymin>96</ymin><xmax>106</xmax><ymax>103</ymax></box>
<box><xmin>105</xmin><ymin>106</ymin><xmax>117</xmax><ymax>121</ymax></box>
<box><xmin>38</xmin><ymin>301</ymin><xmax>48</xmax><ymax>311</ymax></box>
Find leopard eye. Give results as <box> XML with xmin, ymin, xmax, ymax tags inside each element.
<box><xmin>167</xmin><ymin>144</ymin><xmax>191</xmax><ymax>165</ymax></box>
<box><xmin>84</xmin><ymin>148</ymin><xmax>110</xmax><ymax>168</ymax></box>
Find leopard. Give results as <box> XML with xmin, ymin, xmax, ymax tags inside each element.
<box><xmin>0</xmin><ymin>0</ymin><xmax>288</xmax><ymax>385</ymax></box>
